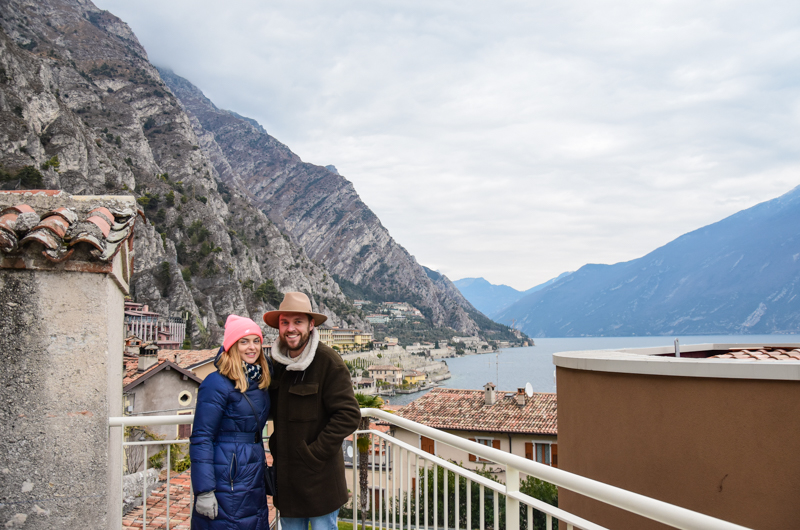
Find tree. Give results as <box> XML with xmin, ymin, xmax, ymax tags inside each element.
<box><xmin>354</xmin><ymin>393</ymin><xmax>383</xmax><ymax>530</ymax></box>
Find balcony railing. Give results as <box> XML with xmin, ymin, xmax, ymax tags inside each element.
<box><xmin>109</xmin><ymin>410</ymin><xmax>749</xmax><ymax>530</ymax></box>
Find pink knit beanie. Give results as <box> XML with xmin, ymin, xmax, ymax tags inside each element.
<box><xmin>223</xmin><ymin>315</ymin><xmax>264</xmax><ymax>353</ymax></box>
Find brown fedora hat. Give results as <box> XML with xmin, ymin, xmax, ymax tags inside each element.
<box><xmin>263</xmin><ymin>292</ymin><xmax>328</xmax><ymax>329</ymax></box>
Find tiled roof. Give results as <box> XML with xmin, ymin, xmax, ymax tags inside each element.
<box><xmin>710</xmin><ymin>348</ymin><xmax>800</xmax><ymax>361</ymax></box>
<box><xmin>123</xmin><ymin>359</ymin><xmax>166</xmax><ymax>386</ymax></box>
<box><xmin>123</xmin><ymin>359</ymin><xmax>203</xmax><ymax>390</ymax></box>
<box><xmin>394</xmin><ymin>387</ymin><xmax>557</xmax><ymax>435</ymax></box>
<box><xmin>122</xmin><ymin>470</ymin><xmax>277</xmax><ymax>530</ymax></box>
<box><xmin>158</xmin><ymin>349</ymin><xmax>218</xmax><ymax>370</ymax></box>
<box><xmin>0</xmin><ymin>192</ymin><xmax>138</xmax><ymax>263</ymax></box>
<box><xmin>368</xmin><ymin>365</ymin><xmax>402</xmax><ymax>371</ymax></box>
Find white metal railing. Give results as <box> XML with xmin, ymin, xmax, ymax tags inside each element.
<box><xmin>109</xmin><ymin>411</ymin><xmax>751</xmax><ymax>530</ymax></box>
<box><xmin>110</xmin><ymin>415</ymin><xmax>195</xmax><ymax>530</ymax></box>
<box><xmin>354</xmin><ymin>408</ymin><xmax>751</xmax><ymax>530</ymax></box>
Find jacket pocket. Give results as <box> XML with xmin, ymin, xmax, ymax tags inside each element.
<box><xmin>229</xmin><ymin>452</ymin><xmax>238</xmax><ymax>492</ymax></box>
<box><xmin>297</xmin><ymin>440</ymin><xmax>325</xmax><ymax>473</ymax></box>
<box><xmin>288</xmin><ymin>383</ymin><xmax>319</xmax><ymax>422</ymax></box>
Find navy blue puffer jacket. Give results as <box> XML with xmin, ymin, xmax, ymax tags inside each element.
<box><xmin>190</xmin><ymin>358</ymin><xmax>270</xmax><ymax>530</ymax></box>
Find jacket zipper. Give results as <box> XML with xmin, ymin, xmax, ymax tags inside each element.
<box><xmin>229</xmin><ymin>452</ymin><xmax>237</xmax><ymax>492</ymax></box>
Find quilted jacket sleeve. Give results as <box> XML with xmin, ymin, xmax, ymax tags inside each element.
<box><xmin>190</xmin><ymin>373</ymin><xmax>228</xmax><ymax>494</ymax></box>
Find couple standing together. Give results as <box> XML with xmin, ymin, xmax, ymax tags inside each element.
<box><xmin>190</xmin><ymin>292</ymin><xmax>361</xmax><ymax>530</ymax></box>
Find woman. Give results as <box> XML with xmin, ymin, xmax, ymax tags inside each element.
<box><xmin>190</xmin><ymin>314</ymin><xmax>271</xmax><ymax>529</ymax></box>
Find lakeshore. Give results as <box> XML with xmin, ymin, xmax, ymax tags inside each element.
<box><xmin>384</xmin><ymin>333</ymin><xmax>798</xmax><ymax>407</ymax></box>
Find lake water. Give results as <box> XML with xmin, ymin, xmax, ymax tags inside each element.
<box><xmin>385</xmin><ymin>334</ymin><xmax>797</xmax><ymax>407</ymax></box>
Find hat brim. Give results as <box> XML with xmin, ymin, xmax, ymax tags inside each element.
<box><xmin>263</xmin><ymin>310</ymin><xmax>328</xmax><ymax>329</ymax></box>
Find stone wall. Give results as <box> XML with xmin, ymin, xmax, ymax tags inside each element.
<box><xmin>0</xmin><ymin>270</ymin><xmax>124</xmax><ymax>528</ymax></box>
<box><xmin>0</xmin><ymin>191</ymin><xmax>135</xmax><ymax>529</ymax></box>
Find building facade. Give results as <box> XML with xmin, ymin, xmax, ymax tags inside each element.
<box><xmin>554</xmin><ymin>343</ymin><xmax>800</xmax><ymax>529</ymax></box>
<box><xmin>391</xmin><ymin>384</ymin><xmax>558</xmax><ymax>482</ymax></box>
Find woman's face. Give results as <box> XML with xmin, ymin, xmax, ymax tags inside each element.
<box><xmin>237</xmin><ymin>335</ymin><xmax>262</xmax><ymax>365</ymax></box>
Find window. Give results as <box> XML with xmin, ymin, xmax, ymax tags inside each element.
<box><xmin>177</xmin><ymin>411</ymin><xmax>193</xmax><ymax>439</ymax></box>
<box><xmin>469</xmin><ymin>437</ymin><xmax>499</xmax><ymax>462</ymax></box>
<box><xmin>536</xmin><ymin>443</ymin><xmax>551</xmax><ymax>466</ymax></box>
<box><xmin>525</xmin><ymin>442</ymin><xmax>558</xmax><ymax>468</ymax></box>
<box><xmin>178</xmin><ymin>390</ymin><xmax>192</xmax><ymax>406</ymax></box>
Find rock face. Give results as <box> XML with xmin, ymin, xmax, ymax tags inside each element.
<box><xmin>160</xmin><ymin>68</ymin><xmax>481</xmax><ymax>334</ymax></box>
<box><xmin>0</xmin><ymin>0</ymin><xmax>358</xmax><ymax>346</ymax></box>
<box><xmin>498</xmin><ymin>185</ymin><xmax>800</xmax><ymax>337</ymax></box>
<box><xmin>0</xmin><ymin>0</ymin><xmax>488</xmax><ymax>344</ymax></box>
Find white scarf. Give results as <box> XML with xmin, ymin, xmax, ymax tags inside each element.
<box><xmin>271</xmin><ymin>328</ymin><xmax>319</xmax><ymax>371</ymax></box>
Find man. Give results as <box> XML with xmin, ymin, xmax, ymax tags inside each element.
<box><xmin>264</xmin><ymin>292</ymin><xmax>361</xmax><ymax>530</ymax></box>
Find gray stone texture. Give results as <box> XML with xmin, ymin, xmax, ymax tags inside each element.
<box><xmin>0</xmin><ymin>270</ymin><xmax>123</xmax><ymax>529</ymax></box>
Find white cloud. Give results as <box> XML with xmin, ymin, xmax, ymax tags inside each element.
<box><xmin>95</xmin><ymin>0</ymin><xmax>800</xmax><ymax>290</ymax></box>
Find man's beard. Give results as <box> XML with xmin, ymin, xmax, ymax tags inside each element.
<box><xmin>279</xmin><ymin>329</ymin><xmax>310</xmax><ymax>354</ymax></box>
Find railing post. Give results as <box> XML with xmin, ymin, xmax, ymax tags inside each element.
<box><xmin>353</xmin><ymin>437</ymin><xmax>358</xmax><ymax>530</ymax></box>
<box><xmin>505</xmin><ymin>466</ymin><xmax>520</xmax><ymax>530</ymax></box>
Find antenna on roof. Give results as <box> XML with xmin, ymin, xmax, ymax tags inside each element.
<box><xmin>525</xmin><ymin>382</ymin><xmax>533</xmax><ymax>398</ymax></box>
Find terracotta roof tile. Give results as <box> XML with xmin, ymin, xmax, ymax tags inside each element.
<box><xmin>709</xmin><ymin>347</ymin><xmax>800</xmax><ymax>361</ymax></box>
<box><xmin>0</xmin><ymin>193</ymin><xmax>139</xmax><ymax>263</ymax></box>
<box><xmin>394</xmin><ymin>387</ymin><xmax>557</xmax><ymax>435</ymax></box>
<box><xmin>157</xmin><ymin>349</ymin><xmax>219</xmax><ymax>370</ymax></box>
<box><xmin>122</xmin><ymin>469</ymin><xmax>276</xmax><ymax>529</ymax></box>
<box><xmin>123</xmin><ymin>359</ymin><xmax>167</xmax><ymax>386</ymax></box>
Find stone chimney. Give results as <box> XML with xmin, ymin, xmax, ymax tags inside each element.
<box><xmin>484</xmin><ymin>382</ymin><xmax>496</xmax><ymax>405</ymax></box>
<box><xmin>516</xmin><ymin>388</ymin><xmax>526</xmax><ymax>406</ymax></box>
<box><xmin>138</xmin><ymin>344</ymin><xmax>159</xmax><ymax>372</ymax></box>
<box><xmin>0</xmin><ymin>191</ymin><xmax>138</xmax><ymax>528</ymax></box>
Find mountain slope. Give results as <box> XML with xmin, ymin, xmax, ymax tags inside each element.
<box><xmin>453</xmin><ymin>278</ymin><xmax>526</xmax><ymax>319</ymax></box>
<box><xmin>497</xmin><ymin>186</ymin><xmax>800</xmax><ymax>337</ymax></box>
<box><xmin>455</xmin><ymin>272</ymin><xmax>573</xmax><ymax>319</ymax></box>
<box><xmin>0</xmin><ymin>0</ymin><xmax>357</xmax><ymax>346</ymax></box>
<box><xmin>160</xmin><ymin>68</ymin><xmax>481</xmax><ymax>335</ymax></box>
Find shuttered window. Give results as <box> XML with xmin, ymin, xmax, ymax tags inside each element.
<box><xmin>526</xmin><ymin>442</ymin><xmax>557</xmax><ymax>468</ymax></box>
<box><xmin>469</xmin><ymin>438</ymin><xmax>498</xmax><ymax>463</ymax></box>
<box><xmin>421</xmin><ymin>436</ymin><xmax>435</xmax><ymax>455</ymax></box>
<box><xmin>177</xmin><ymin>411</ymin><xmax>192</xmax><ymax>439</ymax></box>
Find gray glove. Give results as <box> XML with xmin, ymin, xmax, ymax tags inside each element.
<box><xmin>196</xmin><ymin>491</ymin><xmax>218</xmax><ymax>519</ymax></box>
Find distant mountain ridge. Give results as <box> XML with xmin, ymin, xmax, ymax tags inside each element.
<box><xmin>497</xmin><ymin>185</ymin><xmax>800</xmax><ymax>337</ymax></box>
<box><xmin>453</xmin><ymin>278</ymin><xmax>526</xmax><ymax>319</ymax></box>
<box><xmin>454</xmin><ymin>272</ymin><xmax>572</xmax><ymax>319</ymax></box>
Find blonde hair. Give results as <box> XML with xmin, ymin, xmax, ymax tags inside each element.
<box><xmin>217</xmin><ymin>342</ymin><xmax>271</xmax><ymax>393</ymax></box>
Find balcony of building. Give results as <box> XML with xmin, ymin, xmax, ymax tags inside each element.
<box><xmin>108</xmin><ymin>409</ymin><xmax>750</xmax><ymax>530</ymax></box>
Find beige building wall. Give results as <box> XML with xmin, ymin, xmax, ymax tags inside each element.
<box><xmin>191</xmin><ymin>362</ymin><xmax>217</xmax><ymax>380</ymax></box>
<box><xmin>557</xmin><ymin>364</ymin><xmax>800</xmax><ymax>529</ymax></box>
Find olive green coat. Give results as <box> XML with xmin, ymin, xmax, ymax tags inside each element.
<box><xmin>268</xmin><ymin>343</ymin><xmax>361</xmax><ymax>518</ymax></box>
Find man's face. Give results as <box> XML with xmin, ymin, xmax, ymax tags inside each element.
<box><xmin>278</xmin><ymin>312</ymin><xmax>314</xmax><ymax>357</ymax></box>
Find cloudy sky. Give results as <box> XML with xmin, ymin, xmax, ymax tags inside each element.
<box><xmin>94</xmin><ymin>0</ymin><xmax>800</xmax><ymax>290</ymax></box>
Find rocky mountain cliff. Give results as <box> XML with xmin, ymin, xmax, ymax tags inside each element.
<box><xmin>159</xmin><ymin>68</ymin><xmax>480</xmax><ymax>334</ymax></box>
<box><xmin>0</xmin><ymin>0</ymin><xmax>360</xmax><ymax>346</ymax></box>
<box><xmin>498</xmin><ymin>185</ymin><xmax>800</xmax><ymax>337</ymax></box>
<box><xmin>0</xmin><ymin>0</ymin><xmax>488</xmax><ymax>344</ymax></box>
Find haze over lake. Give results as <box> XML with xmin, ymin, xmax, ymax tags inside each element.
<box><xmin>387</xmin><ymin>334</ymin><xmax>797</xmax><ymax>407</ymax></box>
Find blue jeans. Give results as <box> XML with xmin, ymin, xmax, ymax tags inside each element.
<box><xmin>280</xmin><ymin>509</ymin><xmax>339</xmax><ymax>530</ymax></box>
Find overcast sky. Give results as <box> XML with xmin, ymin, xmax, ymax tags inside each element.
<box><xmin>94</xmin><ymin>0</ymin><xmax>800</xmax><ymax>290</ymax></box>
